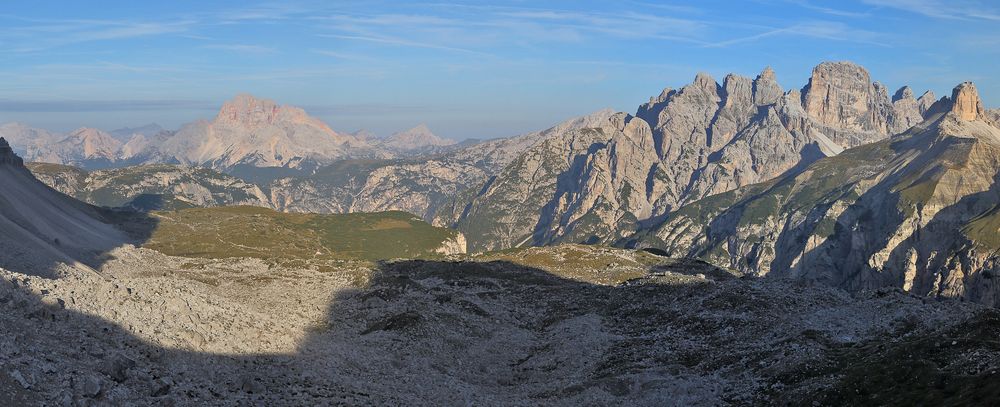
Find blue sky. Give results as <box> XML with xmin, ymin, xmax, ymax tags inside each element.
<box><xmin>0</xmin><ymin>0</ymin><xmax>997</xmax><ymax>139</ymax></box>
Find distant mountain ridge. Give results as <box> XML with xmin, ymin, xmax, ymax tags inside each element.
<box><xmin>109</xmin><ymin>123</ymin><xmax>164</xmax><ymax>142</ymax></box>
<box><xmin>0</xmin><ymin>95</ymin><xmax>463</xmax><ymax>171</ymax></box>
<box><xmin>378</xmin><ymin>124</ymin><xmax>458</xmax><ymax>154</ymax></box>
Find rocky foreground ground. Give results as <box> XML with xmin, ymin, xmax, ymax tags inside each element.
<box><xmin>0</xmin><ymin>244</ymin><xmax>997</xmax><ymax>406</ymax></box>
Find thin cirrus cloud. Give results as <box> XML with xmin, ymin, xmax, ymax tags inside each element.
<box><xmin>0</xmin><ymin>99</ymin><xmax>216</xmax><ymax>113</ymax></box>
<box><xmin>310</xmin><ymin>49</ymin><xmax>375</xmax><ymax>61</ymax></box>
<box><xmin>311</xmin><ymin>7</ymin><xmax>711</xmax><ymax>57</ymax></box>
<box><xmin>0</xmin><ymin>17</ymin><xmax>195</xmax><ymax>53</ymax></box>
<box><xmin>201</xmin><ymin>44</ymin><xmax>277</xmax><ymax>54</ymax></box>
<box><xmin>318</xmin><ymin>34</ymin><xmax>493</xmax><ymax>56</ymax></box>
<box><xmin>491</xmin><ymin>9</ymin><xmax>707</xmax><ymax>40</ymax></box>
<box><xmin>705</xmin><ymin>21</ymin><xmax>888</xmax><ymax>48</ymax></box>
<box><xmin>321</xmin><ymin>8</ymin><xmax>709</xmax><ymax>44</ymax></box>
<box><xmin>861</xmin><ymin>0</ymin><xmax>1000</xmax><ymax>20</ymax></box>
<box><xmin>782</xmin><ymin>0</ymin><xmax>873</xmax><ymax>18</ymax></box>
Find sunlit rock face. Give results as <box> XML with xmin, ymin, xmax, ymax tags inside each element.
<box><xmin>641</xmin><ymin>82</ymin><xmax>1000</xmax><ymax>307</ymax></box>
<box><xmin>442</xmin><ymin>62</ymin><xmax>936</xmax><ymax>251</ymax></box>
<box><xmin>951</xmin><ymin>82</ymin><xmax>986</xmax><ymax>121</ymax></box>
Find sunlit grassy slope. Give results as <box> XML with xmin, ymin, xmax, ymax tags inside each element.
<box><xmin>133</xmin><ymin>206</ymin><xmax>460</xmax><ymax>261</ymax></box>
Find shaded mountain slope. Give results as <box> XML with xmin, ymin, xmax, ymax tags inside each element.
<box><xmin>0</xmin><ymin>138</ymin><xmax>127</xmax><ymax>276</ymax></box>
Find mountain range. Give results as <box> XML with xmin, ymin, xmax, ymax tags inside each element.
<box><xmin>3</xmin><ymin>59</ymin><xmax>1000</xmax><ymax>405</ymax></box>
<box><xmin>0</xmin><ymin>94</ymin><xmax>459</xmax><ymax>171</ymax></box>
<box><xmin>8</xmin><ymin>61</ymin><xmax>1000</xmax><ymax>307</ymax></box>
<box><xmin>239</xmin><ymin>62</ymin><xmax>945</xmax><ymax>253</ymax></box>
<box><xmin>636</xmin><ymin>81</ymin><xmax>1000</xmax><ymax>306</ymax></box>
<box><xmin>5</xmin><ymin>135</ymin><xmax>994</xmax><ymax>404</ymax></box>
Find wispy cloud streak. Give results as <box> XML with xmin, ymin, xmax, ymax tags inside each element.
<box><xmin>861</xmin><ymin>0</ymin><xmax>1000</xmax><ymax>21</ymax></box>
<box><xmin>319</xmin><ymin>34</ymin><xmax>494</xmax><ymax>56</ymax></box>
<box><xmin>0</xmin><ymin>99</ymin><xmax>215</xmax><ymax>112</ymax></box>
<box><xmin>705</xmin><ymin>21</ymin><xmax>887</xmax><ymax>47</ymax></box>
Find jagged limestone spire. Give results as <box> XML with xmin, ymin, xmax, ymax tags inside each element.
<box><xmin>892</xmin><ymin>86</ymin><xmax>914</xmax><ymax>102</ymax></box>
<box><xmin>757</xmin><ymin>66</ymin><xmax>776</xmax><ymax>82</ymax></box>
<box><xmin>693</xmin><ymin>72</ymin><xmax>717</xmax><ymax>90</ymax></box>
<box><xmin>951</xmin><ymin>82</ymin><xmax>986</xmax><ymax>121</ymax></box>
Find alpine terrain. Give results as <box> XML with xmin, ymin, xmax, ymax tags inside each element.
<box><xmin>0</xmin><ymin>8</ymin><xmax>999</xmax><ymax>402</ymax></box>
<box><xmin>0</xmin><ymin>135</ymin><xmax>997</xmax><ymax>405</ymax></box>
<box><xmin>636</xmin><ymin>82</ymin><xmax>1000</xmax><ymax>306</ymax></box>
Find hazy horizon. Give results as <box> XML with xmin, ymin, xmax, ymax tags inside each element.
<box><xmin>1</xmin><ymin>0</ymin><xmax>998</xmax><ymax>139</ymax></box>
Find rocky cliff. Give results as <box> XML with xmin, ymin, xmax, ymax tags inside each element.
<box><xmin>262</xmin><ymin>62</ymin><xmax>939</xmax><ymax>252</ymax></box>
<box><xmin>266</xmin><ymin>110</ymin><xmax>616</xmax><ymax>221</ymax></box>
<box><xmin>28</xmin><ymin>163</ymin><xmax>272</xmax><ymax>211</ymax></box>
<box><xmin>637</xmin><ymin>82</ymin><xmax>1000</xmax><ymax>306</ymax></box>
<box><xmin>440</xmin><ymin>62</ymin><xmax>933</xmax><ymax>251</ymax></box>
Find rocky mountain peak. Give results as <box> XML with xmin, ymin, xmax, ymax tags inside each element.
<box><xmin>753</xmin><ymin>66</ymin><xmax>783</xmax><ymax>106</ymax></box>
<box><xmin>384</xmin><ymin>124</ymin><xmax>456</xmax><ymax>150</ymax></box>
<box><xmin>801</xmin><ymin>61</ymin><xmax>903</xmax><ymax>135</ymax></box>
<box><xmin>644</xmin><ymin>87</ymin><xmax>674</xmax><ymax>107</ymax></box>
<box><xmin>950</xmin><ymin>81</ymin><xmax>986</xmax><ymax>121</ymax></box>
<box><xmin>66</xmin><ymin>128</ymin><xmax>122</xmax><ymax>159</ymax></box>
<box><xmin>757</xmin><ymin>66</ymin><xmax>776</xmax><ymax>82</ymax></box>
<box><xmin>693</xmin><ymin>72</ymin><xmax>718</xmax><ymax>90</ymax></box>
<box><xmin>69</xmin><ymin>127</ymin><xmax>115</xmax><ymax>139</ymax></box>
<box><xmin>350</xmin><ymin>129</ymin><xmax>379</xmax><ymax>141</ymax></box>
<box><xmin>918</xmin><ymin>90</ymin><xmax>937</xmax><ymax>116</ymax></box>
<box><xmin>0</xmin><ymin>137</ymin><xmax>24</xmax><ymax>166</ymax></box>
<box><xmin>893</xmin><ymin>86</ymin><xmax>915</xmax><ymax>102</ymax></box>
<box><xmin>802</xmin><ymin>61</ymin><xmax>872</xmax><ymax>120</ymax></box>
<box><xmin>214</xmin><ymin>94</ymin><xmax>309</xmax><ymax>128</ymax></box>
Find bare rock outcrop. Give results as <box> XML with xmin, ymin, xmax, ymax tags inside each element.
<box><xmin>0</xmin><ymin>138</ymin><xmax>23</xmax><ymax>166</ymax></box>
<box><xmin>951</xmin><ymin>81</ymin><xmax>986</xmax><ymax>121</ymax></box>
<box><xmin>803</xmin><ymin>61</ymin><xmax>890</xmax><ymax>136</ymax></box>
<box><xmin>892</xmin><ymin>86</ymin><xmax>925</xmax><ymax>130</ymax></box>
<box><xmin>434</xmin><ymin>232</ymin><xmax>468</xmax><ymax>255</ymax></box>
<box><xmin>918</xmin><ymin>90</ymin><xmax>937</xmax><ymax>116</ymax></box>
<box><xmin>640</xmin><ymin>82</ymin><xmax>1000</xmax><ymax>307</ymax></box>
<box><xmin>753</xmin><ymin>66</ymin><xmax>783</xmax><ymax>106</ymax></box>
<box><xmin>441</xmin><ymin>62</ymin><xmax>938</xmax><ymax>251</ymax></box>
<box><xmin>214</xmin><ymin>94</ymin><xmax>316</xmax><ymax>129</ymax></box>
<box><xmin>28</xmin><ymin>163</ymin><xmax>272</xmax><ymax>210</ymax></box>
